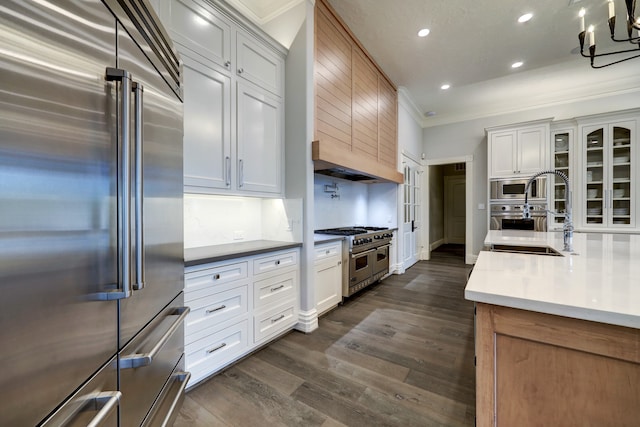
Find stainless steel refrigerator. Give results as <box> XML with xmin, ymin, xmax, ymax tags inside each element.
<box><xmin>0</xmin><ymin>1</ymin><xmax>189</xmax><ymax>425</ymax></box>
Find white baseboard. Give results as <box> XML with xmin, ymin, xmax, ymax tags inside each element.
<box><xmin>295</xmin><ymin>309</ymin><xmax>318</xmax><ymax>333</ymax></box>
<box><xmin>429</xmin><ymin>239</ymin><xmax>445</xmax><ymax>251</ymax></box>
<box><xmin>466</xmin><ymin>252</ymin><xmax>479</xmax><ymax>265</ymax></box>
<box><xmin>391</xmin><ymin>262</ymin><xmax>404</xmax><ymax>274</ymax></box>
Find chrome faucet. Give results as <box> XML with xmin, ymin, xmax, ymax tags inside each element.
<box><xmin>523</xmin><ymin>170</ymin><xmax>573</xmax><ymax>252</ymax></box>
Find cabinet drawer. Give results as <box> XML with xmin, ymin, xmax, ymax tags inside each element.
<box><xmin>314</xmin><ymin>242</ymin><xmax>341</xmax><ymax>262</ymax></box>
<box><xmin>236</xmin><ymin>32</ymin><xmax>283</xmax><ymax>96</ymax></box>
<box><xmin>185</xmin><ymin>261</ymin><xmax>248</xmax><ymax>301</ymax></box>
<box><xmin>253</xmin><ymin>270</ymin><xmax>296</xmax><ymax>309</ymax></box>
<box><xmin>254</xmin><ymin>302</ymin><xmax>296</xmax><ymax>343</ymax></box>
<box><xmin>253</xmin><ymin>250</ymin><xmax>298</xmax><ymax>276</ymax></box>
<box><xmin>185</xmin><ymin>284</ymin><xmax>249</xmax><ymax>337</ymax></box>
<box><xmin>186</xmin><ymin>319</ymin><xmax>249</xmax><ymax>384</ymax></box>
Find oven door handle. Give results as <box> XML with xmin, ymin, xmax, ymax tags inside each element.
<box><xmin>351</xmin><ymin>249</ymin><xmax>375</xmax><ymax>259</ymax></box>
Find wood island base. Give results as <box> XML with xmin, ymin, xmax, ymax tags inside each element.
<box><xmin>475</xmin><ymin>303</ymin><xmax>640</xmax><ymax>426</ymax></box>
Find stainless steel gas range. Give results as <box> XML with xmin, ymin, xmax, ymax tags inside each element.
<box><xmin>315</xmin><ymin>227</ymin><xmax>393</xmax><ymax>297</ymax></box>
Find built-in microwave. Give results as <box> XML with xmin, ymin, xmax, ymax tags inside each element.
<box><xmin>490</xmin><ymin>176</ymin><xmax>546</xmax><ymax>201</ymax></box>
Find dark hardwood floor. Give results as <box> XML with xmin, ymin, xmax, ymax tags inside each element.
<box><xmin>175</xmin><ymin>244</ymin><xmax>476</xmax><ymax>426</ymax></box>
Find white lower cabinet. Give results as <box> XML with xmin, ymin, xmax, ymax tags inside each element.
<box><xmin>314</xmin><ymin>241</ymin><xmax>343</xmax><ymax>316</ymax></box>
<box><xmin>184</xmin><ymin>247</ymin><xmax>299</xmax><ymax>388</ymax></box>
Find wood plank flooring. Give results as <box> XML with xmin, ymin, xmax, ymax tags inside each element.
<box><xmin>175</xmin><ymin>244</ymin><xmax>476</xmax><ymax>426</ymax></box>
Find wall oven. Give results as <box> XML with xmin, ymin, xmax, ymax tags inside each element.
<box><xmin>490</xmin><ymin>203</ymin><xmax>548</xmax><ymax>231</ymax></box>
<box><xmin>490</xmin><ymin>176</ymin><xmax>547</xmax><ymax>201</ymax></box>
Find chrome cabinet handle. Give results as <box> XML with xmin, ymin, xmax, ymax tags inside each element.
<box><xmin>206</xmin><ymin>305</ymin><xmax>226</xmax><ymax>314</ymax></box>
<box><xmin>100</xmin><ymin>67</ymin><xmax>133</xmax><ymax>301</ymax></box>
<box><xmin>120</xmin><ymin>307</ymin><xmax>190</xmax><ymax>369</ymax></box>
<box><xmin>225</xmin><ymin>156</ymin><xmax>231</xmax><ymax>186</ymax></box>
<box><xmin>132</xmin><ymin>81</ymin><xmax>145</xmax><ymax>291</ymax></box>
<box><xmin>224</xmin><ymin>60</ymin><xmax>231</xmax><ymax>68</ymax></box>
<box><xmin>207</xmin><ymin>343</ymin><xmax>227</xmax><ymax>354</ymax></box>
<box><xmin>271</xmin><ymin>314</ymin><xmax>285</xmax><ymax>323</ymax></box>
<box><xmin>239</xmin><ymin>159</ymin><xmax>244</xmax><ymax>187</ymax></box>
<box><xmin>270</xmin><ymin>285</ymin><xmax>284</xmax><ymax>292</ymax></box>
<box><xmin>238</xmin><ymin>68</ymin><xmax>244</xmax><ymax>74</ymax></box>
<box><xmin>213</xmin><ymin>273</ymin><xmax>221</xmax><ymax>280</ymax></box>
<box><xmin>275</xmin><ymin>260</ymin><xmax>280</xmax><ymax>265</ymax></box>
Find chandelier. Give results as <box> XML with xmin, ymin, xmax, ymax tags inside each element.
<box><xmin>578</xmin><ymin>0</ymin><xmax>640</xmax><ymax>68</ymax></box>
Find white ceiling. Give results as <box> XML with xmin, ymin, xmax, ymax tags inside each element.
<box><xmin>227</xmin><ymin>0</ymin><xmax>640</xmax><ymax>128</ymax></box>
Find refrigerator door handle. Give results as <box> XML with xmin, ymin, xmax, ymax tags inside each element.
<box><xmin>41</xmin><ymin>391</ymin><xmax>121</xmax><ymax>427</ymax></box>
<box><xmin>132</xmin><ymin>81</ymin><xmax>145</xmax><ymax>291</ymax></box>
<box><xmin>120</xmin><ymin>307</ymin><xmax>190</xmax><ymax>369</ymax></box>
<box><xmin>93</xmin><ymin>67</ymin><xmax>133</xmax><ymax>301</ymax></box>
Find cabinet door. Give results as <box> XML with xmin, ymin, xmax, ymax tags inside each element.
<box><xmin>236</xmin><ymin>32</ymin><xmax>283</xmax><ymax>96</ymax></box>
<box><xmin>183</xmin><ymin>55</ymin><xmax>232</xmax><ymax>191</ymax></box>
<box><xmin>551</xmin><ymin>129</ymin><xmax>573</xmax><ymax>231</ymax></box>
<box><xmin>517</xmin><ymin>127</ymin><xmax>547</xmax><ymax>175</ymax></box>
<box><xmin>489</xmin><ymin>131</ymin><xmax>516</xmax><ymax>176</ymax></box>
<box><xmin>236</xmin><ymin>82</ymin><xmax>283</xmax><ymax>195</ymax></box>
<box><xmin>583</xmin><ymin>125</ymin><xmax>606</xmax><ymax>228</ymax></box>
<box><xmin>160</xmin><ymin>0</ymin><xmax>232</xmax><ymax>72</ymax></box>
<box><xmin>315</xmin><ymin>258</ymin><xmax>342</xmax><ymax>316</ymax></box>
<box><xmin>607</xmin><ymin>122</ymin><xmax>634</xmax><ymax>228</ymax></box>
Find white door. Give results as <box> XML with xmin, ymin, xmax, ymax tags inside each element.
<box><xmin>444</xmin><ymin>176</ymin><xmax>466</xmax><ymax>244</ymax></box>
<box><xmin>402</xmin><ymin>157</ymin><xmax>422</xmax><ymax>269</ymax></box>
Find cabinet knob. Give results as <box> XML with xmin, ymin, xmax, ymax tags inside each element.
<box><xmin>213</xmin><ymin>274</ymin><xmax>220</xmax><ymax>280</ymax></box>
<box><xmin>275</xmin><ymin>260</ymin><xmax>280</xmax><ymax>265</ymax></box>
<box><xmin>238</xmin><ymin>68</ymin><xmax>244</xmax><ymax>74</ymax></box>
<box><xmin>224</xmin><ymin>60</ymin><xmax>231</xmax><ymax>68</ymax></box>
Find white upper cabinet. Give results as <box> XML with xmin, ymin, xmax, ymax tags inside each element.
<box><xmin>488</xmin><ymin>121</ymin><xmax>550</xmax><ymax>178</ymax></box>
<box><xmin>183</xmin><ymin>57</ymin><xmax>232</xmax><ymax>190</ymax></box>
<box><xmin>236</xmin><ymin>32</ymin><xmax>283</xmax><ymax>96</ymax></box>
<box><xmin>161</xmin><ymin>0</ymin><xmax>232</xmax><ymax>72</ymax></box>
<box><xmin>579</xmin><ymin>117</ymin><xmax>637</xmax><ymax>230</ymax></box>
<box><xmin>236</xmin><ymin>83</ymin><xmax>283</xmax><ymax>194</ymax></box>
<box><xmin>159</xmin><ymin>0</ymin><xmax>286</xmax><ymax>197</ymax></box>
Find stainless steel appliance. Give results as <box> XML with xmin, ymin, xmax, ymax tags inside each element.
<box><xmin>1</xmin><ymin>1</ymin><xmax>189</xmax><ymax>426</ymax></box>
<box><xmin>490</xmin><ymin>176</ymin><xmax>547</xmax><ymax>201</ymax></box>
<box><xmin>314</xmin><ymin>227</ymin><xmax>393</xmax><ymax>297</ymax></box>
<box><xmin>490</xmin><ymin>203</ymin><xmax>548</xmax><ymax>231</ymax></box>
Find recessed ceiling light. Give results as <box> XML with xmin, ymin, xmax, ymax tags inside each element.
<box><xmin>440</xmin><ymin>84</ymin><xmax>450</xmax><ymax>90</ymax></box>
<box><xmin>425</xmin><ymin>111</ymin><xmax>437</xmax><ymax>117</ymax></box>
<box><xmin>418</xmin><ymin>28</ymin><xmax>430</xmax><ymax>37</ymax></box>
<box><xmin>512</xmin><ymin>61</ymin><xmax>524</xmax><ymax>68</ymax></box>
<box><xmin>518</xmin><ymin>13</ymin><xmax>533</xmax><ymax>23</ymax></box>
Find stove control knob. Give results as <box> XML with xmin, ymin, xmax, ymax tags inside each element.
<box><xmin>367</xmin><ymin>238</ymin><xmax>373</xmax><ymax>243</ymax></box>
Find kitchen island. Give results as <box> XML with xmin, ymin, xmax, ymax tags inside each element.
<box><xmin>465</xmin><ymin>230</ymin><xmax>640</xmax><ymax>426</ymax></box>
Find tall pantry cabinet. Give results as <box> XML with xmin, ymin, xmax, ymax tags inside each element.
<box><xmin>158</xmin><ymin>0</ymin><xmax>286</xmax><ymax>196</ymax></box>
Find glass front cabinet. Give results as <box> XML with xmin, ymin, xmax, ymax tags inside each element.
<box><xmin>580</xmin><ymin>119</ymin><xmax>636</xmax><ymax>230</ymax></box>
<box><xmin>550</xmin><ymin>128</ymin><xmax>573</xmax><ymax>231</ymax></box>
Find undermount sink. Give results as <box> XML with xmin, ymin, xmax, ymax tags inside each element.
<box><xmin>490</xmin><ymin>244</ymin><xmax>564</xmax><ymax>256</ymax></box>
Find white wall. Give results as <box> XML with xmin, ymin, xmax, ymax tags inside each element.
<box><xmin>422</xmin><ymin>91</ymin><xmax>640</xmax><ymax>257</ymax></box>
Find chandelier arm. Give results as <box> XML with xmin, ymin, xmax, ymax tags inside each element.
<box><xmin>591</xmin><ymin>51</ymin><xmax>640</xmax><ymax>68</ymax></box>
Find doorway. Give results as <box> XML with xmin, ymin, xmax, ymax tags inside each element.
<box><xmin>425</xmin><ymin>156</ymin><xmax>473</xmax><ymax>264</ymax></box>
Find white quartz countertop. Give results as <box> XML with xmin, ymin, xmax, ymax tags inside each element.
<box><xmin>465</xmin><ymin>230</ymin><xmax>640</xmax><ymax>329</ymax></box>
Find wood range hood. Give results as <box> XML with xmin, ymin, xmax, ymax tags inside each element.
<box><xmin>312</xmin><ymin>140</ymin><xmax>404</xmax><ymax>184</ymax></box>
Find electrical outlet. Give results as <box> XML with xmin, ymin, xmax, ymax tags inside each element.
<box><xmin>233</xmin><ymin>230</ymin><xmax>244</xmax><ymax>240</ymax></box>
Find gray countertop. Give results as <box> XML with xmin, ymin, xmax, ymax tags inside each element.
<box><xmin>185</xmin><ymin>240</ymin><xmax>302</xmax><ymax>267</ymax></box>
